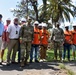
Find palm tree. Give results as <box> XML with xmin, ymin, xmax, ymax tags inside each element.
<box><xmin>39</xmin><ymin>0</ymin><xmax>76</xmax><ymax>25</ymax></box>
<box><xmin>38</xmin><ymin>0</ymin><xmax>48</xmax><ymax>22</ymax></box>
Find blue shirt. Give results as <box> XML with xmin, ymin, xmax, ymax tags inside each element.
<box><xmin>0</xmin><ymin>22</ymin><xmax>4</xmax><ymax>36</ymax></box>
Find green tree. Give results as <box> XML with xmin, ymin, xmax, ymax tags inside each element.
<box><xmin>11</xmin><ymin>0</ymin><xmax>38</xmax><ymax>20</ymax></box>
<box><xmin>30</xmin><ymin>0</ymin><xmax>38</xmax><ymax>20</ymax></box>
<box><xmin>39</xmin><ymin>0</ymin><xmax>76</xmax><ymax>25</ymax></box>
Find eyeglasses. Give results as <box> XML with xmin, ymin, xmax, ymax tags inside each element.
<box><xmin>35</xmin><ymin>24</ymin><xmax>38</xmax><ymax>25</ymax></box>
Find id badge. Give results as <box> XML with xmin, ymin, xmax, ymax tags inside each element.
<box><xmin>16</xmin><ymin>31</ymin><xmax>18</xmax><ymax>34</ymax></box>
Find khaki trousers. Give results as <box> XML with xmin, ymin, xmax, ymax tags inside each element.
<box><xmin>7</xmin><ymin>39</ymin><xmax>18</xmax><ymax>63</ymax></box>
<box><xmin>40</xmin><ymin>45</ymin><xmax>47</xmax><ymax>59</ymax></box>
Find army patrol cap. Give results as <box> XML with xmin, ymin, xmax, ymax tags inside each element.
<box><xmin>21</xmin><ymin>18</ymin><xmax>26</xmax><ymax>22</ymax></box>
<box><xmin>56</xmin><ymin>23</ymin><xmax>60</xmax><ymax>26</ymax></box>
<box><xmin>28</xmin><ymin>16</ymin><xmax>31</xmax><ymax>20</ymax></box>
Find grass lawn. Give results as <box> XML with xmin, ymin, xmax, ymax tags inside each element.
<box><xmin>46</xmin><ymin>49</ymin><xmax>74</xmax><ymax>61</ymax></box>
<box><xmin>3</xmin><ymin>48</ymin><xmax>74</xmax><ymax>62</ymax></box>
<box><xmin>3</xmin><ymin>49</ymin><xmax>18</xmax><ymax>61</ymax></box>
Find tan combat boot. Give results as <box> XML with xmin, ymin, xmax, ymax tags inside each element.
<box><xmin>20</xmin><ymin>60</ymin><xmax>24</xmax><ymax>67</ymax></box>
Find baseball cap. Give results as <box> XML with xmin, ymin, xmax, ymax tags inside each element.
<box><xmin>6</xmin><ymin>18</ymin><xmax>11</xmax><ymax>21</ymax></box>
<box><xmin>0</xmin><ymin>14</ymin><xmax>2</xmax><ymax>18</ymax></box>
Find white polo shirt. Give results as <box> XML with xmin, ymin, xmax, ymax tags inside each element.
<box><xmin>7</xmin><ymin>24</ymin><xmax>21</xmax><ymax>39</ymax></box>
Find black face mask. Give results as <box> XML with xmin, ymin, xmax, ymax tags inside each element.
<box><xmin>38</xmin><ymin>26</ymin><xmax>42</xmax><ymax>29</ymax></box>
<box><xmin>65</xmin><ymin>27</ymin><xmax>69</xmax><ymax>30</ymax></box>
<box><xmin>14</xmin><ymin>23</ymin><xmax>18</xmax><ymax>26</ymax></box>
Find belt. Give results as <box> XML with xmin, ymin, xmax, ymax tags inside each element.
<box><xmin>10</xmin><ymin>38</ymin><xmax>19</xmax><ymax>40</ymax></box>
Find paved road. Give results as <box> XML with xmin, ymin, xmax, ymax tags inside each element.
<box><xmin>0</xmin><ymin>61</ymin><xmax>76</xmax><ymax>75</ymax></box>
<box><xmin>0</xmin><ymin>62</ymin><xmax>61</xmax><ymax>75</ymax></box>
<box><xmin>63</xmin><ymin>61</ymin><xmax>76</xmax><ymax>74</ymax></box>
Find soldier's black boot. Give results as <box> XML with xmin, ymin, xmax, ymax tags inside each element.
<box><xmin>29</xmin><ymin>59</ymin><xmax>33</xmax><ymax>63</ymax></box>
<box><xmin>35</xmin><ymin>59</ymin><xmax>39</xmax><ymax>63</ymax></box>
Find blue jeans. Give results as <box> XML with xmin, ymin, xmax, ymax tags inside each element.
<box><xmin>63</xmin><ymin>43</ymin><xmax>71</xmax><ymax>60</ymax></box>
<box><xmin>30</xmin><ymin>44</ymin><xmax>39</xmax><ymax>61</ymax></box>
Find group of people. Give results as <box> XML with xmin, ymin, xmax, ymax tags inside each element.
<box><xmin>51</xmin><ymin>23</ymin><xmax>76</xmax><ymax>62</ymax></box>
<box><xmin>0</xmin><ymin>13</ymin><xmax>76</xmax><ymax>67</ymax></box>
<box><xmin>0</xmin><ymin>14</ymin><xmax>50</xmax><ymax>67</ymax></box>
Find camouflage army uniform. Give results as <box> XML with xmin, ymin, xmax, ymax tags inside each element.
<box><xmin>19</xmin><ymin>23</ymin><xmax>34</xmax><ymax>66</ymax></box>
<box><xmin>51</xmin><ymin>27</ymin><xmax>64</xmax><ymax>60</ymax></box>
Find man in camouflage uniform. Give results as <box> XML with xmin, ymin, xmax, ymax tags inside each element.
<box><xmin>51</xmin><ymin>23</ymin><xmax>64</xmax><ymax>61</ymax></box>
<box><xmin>19</xmin><ymin>17</ymin><xmax>34</xmax><ymax>67</ymax></box>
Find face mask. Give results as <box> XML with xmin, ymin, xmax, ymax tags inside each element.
<box><xmin>14</xmin><ymin>23</ymin><xmax>18</xmax><ymax>26</ymax></box>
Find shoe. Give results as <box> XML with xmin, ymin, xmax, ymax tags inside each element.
<box><xmin>29</xmin><ymin>60</ymin><xmax>33</xmax><ymax>63</ymax></box>
<box><xmin>6</xmin><ymin>62</ymin><xmax>10</xmax><ymax>66</ymax></box>
<box><xmin>43</xmin><ymin>59</ymin><xmax>46</xmax><ymax>61</ymax></box>
<box><xmin>35</xmin><ymin>60</ymin><xmax>39</xmax><ymax>63</ymax></box>
<box><xmin>12</xmin><ymin>62</ymin><xmax>18</xmax><ymax>64</ymax></box>
<box><xmin>61</xmin><ymin>58</ymin><xmax>64</xmax><ymax>62</ymax></box>
<box><xmin>20</xmin><ymin>61</ymin><xmax>24</xmax><ymax>67</ymax></box>
<box><xmin>72</xmin><ymin>58</ymin><xmax>75</xmax><ymax>61</ymax></box>
<box><xmin>40</xmin><ymin>59</ymin><xmax>43</xmax><ymax>62</ymax></box>
<box><xmin>0</xmin><ymin>62</ymin><xmax>2</xmax><ymax>65</ymax></box>
<box><xmin>68</xmin><ymin>58</ymin><xmax>70</xmax><ymax>62</ymax></box>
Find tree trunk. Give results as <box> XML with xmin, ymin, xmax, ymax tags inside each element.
<box><xmin>30</xmin><ymin>0</ymin><xmax>38</xmax><ymax>20</ymax></box>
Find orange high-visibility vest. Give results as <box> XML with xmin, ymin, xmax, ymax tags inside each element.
<box><xmin>41</xmin><ymin>29</ymin><xmax>49</xmax><ymax>45</ymax></box>
<box><xmin>71</xmin><ymin>30</ymin><xmax>76</xmax><ymax>45</ymax></box>
<box><xmin>32</xmin><ymin>27</ymin><xmax>40</xmax><ymax>44</ymax></box>
<box><xmin>64</xmin><ymin>30</ymin><xmax>72</xmax><ymax>44</ymax></box>
<box><xmin>39</xmin><ymin>29</ymin><xmax>42</xmax><ymax>37</ymax></box>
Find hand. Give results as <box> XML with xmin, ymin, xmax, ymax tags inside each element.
<box><xmin>41</xmin><ymin>36</ymin><xmax>44</xmax><ymax>38</ymax></box>
<box><xmin>7</xmin><ymin>38</ymin><xmax>10</xmax><ymax>43</ymax></box>
<box><xmin>32</xmin><ymin>41</ymin><xmax>33</xmax><ymax>44</ymax></box>
<box><xmin>20</xmin><ymin>39</ymin><xmax>22</xmax><ymax>43</ymax></box>
<box><xmin>2</xmin><ymin>38</ymin><xmax>5</xmax><ymax>41</ymax></box>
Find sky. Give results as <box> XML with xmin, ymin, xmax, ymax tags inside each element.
<box><xmin>0</xmin><ymin>0</ymin><xmax>75</xmax><ymax>24</ymax></box>
<box><xmin>0</xmin><ymin>0</ymin><xmax>42</xmax><ymax>23</ymax></box>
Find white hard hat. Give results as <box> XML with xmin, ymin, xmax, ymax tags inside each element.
<box><xmin>6</xmin><ymin>18</ymin><xmax>11</xmax><ymax>21</ymax></box>
<box><xmin>65</xmin><ymin>24</ymin><xmax>69</xmax><ymax>27</ymax></box>
<box><xmin>42</xmin><ymin>23</ymin><xmax>47</xmax><ymax>27</ymax></box>
<box><xmin>72</xmin><ymin>23</ymin><xmax>76</xmax><ymax>27</ymax></box>
<box><xmin>38</xmin><ymin>23</ymin><xmax>42</xmax><ymax>27</ymax></box>
<box><xmin>21</xmin><ymin>18</ymin><xmax>26</xmax><ymax>22</ymax></box>
<box><xmin>65</xmin><ymin>22</ymin><xmax>70</xmax><ymax>27</ymax></box>
<box><xmin>34</xmin><ymin>21</ymin><xmax>39</xmax><ymax>25</ymax></box>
